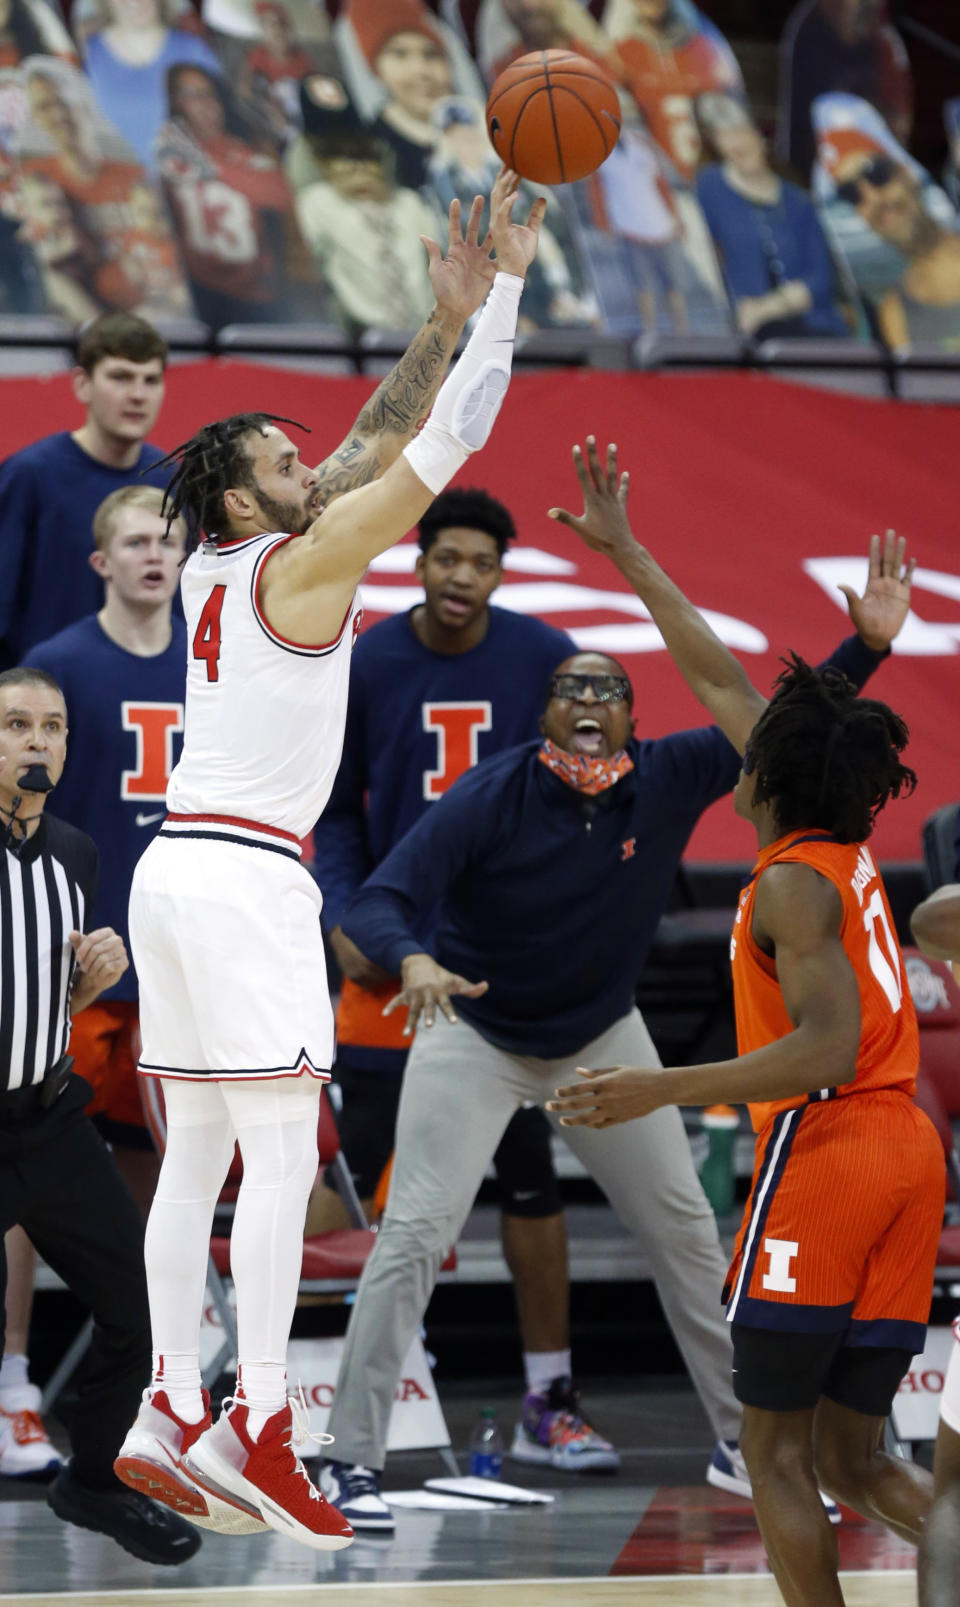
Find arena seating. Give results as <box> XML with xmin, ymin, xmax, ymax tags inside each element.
<box><xmin>0</xmin><ymin>1</ymin><xmax>953</xmax><ymax>396</ymax></box>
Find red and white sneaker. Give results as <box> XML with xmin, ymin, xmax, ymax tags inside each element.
<box><xmin>114</xmin><ymin>1388</ymin><xmax>267</xmax><ymax>1536</ymax></box>
<box><xmin>183</xmin><ymin>1396</ymin><xmax>354</xmax><ymax>1552</ymax></box>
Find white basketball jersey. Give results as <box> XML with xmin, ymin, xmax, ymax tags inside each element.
<box><xmin>167</xmin><ymin>532</ymin><xmax>360</xmax><ymax>838</ymax></box>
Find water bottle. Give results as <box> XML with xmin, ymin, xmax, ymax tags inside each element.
<box><xmin>468</xmin><ymin>1406</ymin><xmax>503</xmax><ymax>1479</ymax></box>
<box><xmin>699</xmin><ymin>1104</ymin><xmax>739</xmax><ymax>1217</ymax></box>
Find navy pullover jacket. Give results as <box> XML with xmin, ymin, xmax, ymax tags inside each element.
<box><xmin>342</xmin><ymin>634</ymin><xmax>886</xmax><ymax>1059</ymax></box>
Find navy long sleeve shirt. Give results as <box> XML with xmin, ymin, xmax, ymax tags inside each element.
<box><xmin>342</xmin><ymin>634</ymin><xmax>887</xmax><ymax>1059</ymax></box>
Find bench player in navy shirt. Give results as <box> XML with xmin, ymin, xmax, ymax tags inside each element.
<box><xmin>312</xmin><ymin>492</ymin><xmax>624</xmax><ymax>1509</ymax></box>
<box><xmin>0</xmin><ymin>312</ymin><xmax>171</xmax><ymax>670</ymax></box>
<box><xmin>25</xmin><ymin>485</ymin><xmax>187</xmax><ymax>1212</ymax></box>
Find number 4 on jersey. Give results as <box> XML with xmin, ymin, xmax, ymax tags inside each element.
<box><xmin>193</xmin><ymin>584</ymin><xmax>226</xmax><ymax>682</ymax></box>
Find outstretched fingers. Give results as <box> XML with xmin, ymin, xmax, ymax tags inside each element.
<box><xmin>584</xmin><ymin>433</ymin><xmax>610</xmax><ymax>491</ymax></box>
<box><xmin>605</xmin><ymin>440</ymin><xmax>618</xmax><ymax>492</ymax></box>
<box><xmin>382</xmin><ymin>989</ymin><xmax>406</xmax><ymax>1020</ymax></box>
<box><xmin>464</xmin><ymin>193</ymin><xmax>484</xmax><ymax>248</ymax></box>
<box><xmin>420</xmin><ymin>234</ymin><xmax>442</xmax><ymax>271</ymax></box>
<box><xmin>490</xmin><ymin>166</ymin><xmax>519</xmax><ymax>213</ymax></box>
<box><xmin>447</xmin><ymin>195</ymin><xmax>462</xmax><ymax>250</ymax></box>
<box><xmin>871</xmin><ymin>527</ymin><xmax>914</xmax><ymax>585</ymax></box>
<box><xmin>525</xmin><ymin>194</ymin><xmax>547</xmax><ymax>233</ymax></box>
<box><xmin>500</xmin><ymin>187</ymin><xmax>520</xmax><ymax>228</ymax></box>
<box><xmin>867</xmin><ymin>529</ymin><xmax>881</xmax><ymax>581</ymax></box>
<box><xmin>569</xmin><ymin>442</ymin><xmax>594</xmax><ymax>505</ymax></box>
<box><xmin>885</xmin><ymin>527</ymin><xmax>909</xmax><ymax>580</ymax></box>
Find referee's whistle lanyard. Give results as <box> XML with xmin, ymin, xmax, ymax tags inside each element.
<box><xmin>0</xmin><ymin>764</ymin><xmax>54</xmax><ymax>855</ymax></box>
<box><xmin>0</xmin><ymin>801</ymin><xmax>42</xmax><ymax>856</ymax></box>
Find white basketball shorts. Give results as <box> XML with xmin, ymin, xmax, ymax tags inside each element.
<box><xmin>129</xmin><ymin>820</ymin><xmax>333</xmax><ymax>1081</ymax></box>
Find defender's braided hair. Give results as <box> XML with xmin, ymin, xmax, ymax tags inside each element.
<box><xmin>151</xmin><ymin>413</ymin><xmax>309</xmax><ymax>550</ymax></box>
<box><xmin>748</xmin><ymin>653</ymin><xmax>916</xmax><ymax>843</ymax></box>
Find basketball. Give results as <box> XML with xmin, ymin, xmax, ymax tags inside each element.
<box><xmin>485</xmin><ymin>50</ymin><xmax>621</xmax><ymax>187</ymax></box>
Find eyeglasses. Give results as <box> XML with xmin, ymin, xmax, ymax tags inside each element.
<box><xmin>836</xmin><ymin>154</ymin><xmax>897</xmax><ymax>207</ymax></box>
<box><xmin>549</xmin><ymin>673</ymin><xmax>631</xmax><ymax>704</ymax></box>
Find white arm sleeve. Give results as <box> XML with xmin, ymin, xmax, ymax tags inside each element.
<box><xmin>402</xmin><ymin>271</ymin><xmax>523</xmax><ymax>495</ymax></box>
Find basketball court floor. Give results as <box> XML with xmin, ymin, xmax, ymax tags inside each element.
<box><xmin>0</xmin><ymin>1380</ymin><xmax>923</xmax><ymax>1607</ymax></box>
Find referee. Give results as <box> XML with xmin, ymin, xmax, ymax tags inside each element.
<box><xmin>0</xmin><ymin>666</ymin><xmax>198</xmax><ymax>1565</ymax></box>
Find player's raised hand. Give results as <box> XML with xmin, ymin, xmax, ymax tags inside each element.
<box><xmin>489</xmin><ymin>166</ymin><xmax>546</xmax><ymax>278</ymax></box>
<box><xmin>549</xmin><ymin>436</ymin><xmax>635</xmax><ymax>561</ymax></box>
<box><xmin>383</xmin><ymin>952</ymin><xmax>488</xmax><ymax>1036</ymax></box>
<box><xmin>421</xmin><ymin>194</ymin><xmax>496</xmax><ymax>323</ymax></box>
<box><xmin>547</xmin><ymin>1064</ymin><xmax>667</xmax><ymax>1129</ymax></box>
<box><xmin>839</xmin><ymin>529</ymin><xmax>916</xmax><ymax>653</ymax></box>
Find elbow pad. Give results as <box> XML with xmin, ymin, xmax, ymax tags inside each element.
<box><xmin>403</xmin><ymin>272</ymin><xmax>523</xmax><ymax>495</ymax></box>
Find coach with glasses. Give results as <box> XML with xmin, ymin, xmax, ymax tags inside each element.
<box><xmin>319</xmin><ymin>516</ymin><xmax>912</xmax><ymax>1518</ymax></box>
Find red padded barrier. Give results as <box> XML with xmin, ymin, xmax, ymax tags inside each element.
<box><xmin>3</xmin><ymin>364</ymin><xmax>957</xmax><ymax>859</ymax></box>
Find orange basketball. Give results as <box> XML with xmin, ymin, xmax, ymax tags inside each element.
<box><xmin>485</xmin><ymin>49</ymin><xmax>621</xmax><ymax>187</ymax></box>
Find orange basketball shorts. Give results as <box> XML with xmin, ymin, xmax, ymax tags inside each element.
<box><xmin>69</xmin><ymin>999</ymin><xmax>144</xmax><ymax>1133</ymax></box>
<box><xmin>724</xmin><ymin>1089</ymin><xmax>944</xmax><ymax>1351</ymax></box>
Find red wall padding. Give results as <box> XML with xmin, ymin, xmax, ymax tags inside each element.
<box><xmin>2</xmin><ymin>362</ymin><xmax>956</xmax><ymax>861</ymax></box>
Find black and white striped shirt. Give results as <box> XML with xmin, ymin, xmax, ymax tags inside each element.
<box><xmin>0</xmin><ymin>814</ymin><xmax>98</xmax><ymax>1094</ymax></box>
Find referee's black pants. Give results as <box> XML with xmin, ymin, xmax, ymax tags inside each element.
<box><xmin>0</xmin><ymin>1075</ymin><xmax>151</xmax><ymax>1486</ymax></box>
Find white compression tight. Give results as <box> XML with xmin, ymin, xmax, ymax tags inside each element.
<box><xmin>144</xmin><ymin>1075</ymin><xmax>322</xmax><ymax>1422</ymax></box>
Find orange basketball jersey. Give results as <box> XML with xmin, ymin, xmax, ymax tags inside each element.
<box><xmin>731</xmin><ymin>830</ymin><xmax>919</xmax><ymax>1134</ymax></box>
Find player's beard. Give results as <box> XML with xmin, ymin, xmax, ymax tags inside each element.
<box><xmin>254</xmin><ymin>488</ymin><xmax>314</xmax><ymax>536</ymax></box>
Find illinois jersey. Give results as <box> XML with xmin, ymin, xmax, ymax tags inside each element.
<box><xmin>724</xmin><ymin>828</ymin><xmax>941</xmax><ymax>1345</ymax></box>
<box><xmin>23</xmin><ymin>615</ymin><xmax>186</xmax><ymax>1001</ymax></box>
<box><xmin>731</xmin><ymin>829</ymin><xmax>919</xmax><ymax>1134</ymax></box>
<box><xmin>168</xmin><ymin>531</ymin><xmax>360</xmax><ymax>840</ymax></box>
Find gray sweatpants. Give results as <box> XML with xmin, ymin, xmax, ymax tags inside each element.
<box><xmin>326</xmin><ymin>1008</ymin><xmax>741</xmax><ymax>1468</ymax></box>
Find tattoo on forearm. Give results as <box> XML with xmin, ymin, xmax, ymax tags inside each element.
<box><xmin>313</xmin><ymin>452</ymin><xmax>382</xmax><ymax>503</ymax></box>
<box><xmin>334</xmin><ymin>435</ymin><xmax>370</xmax><ymax>466</ymax></box>
<box><xmin>313</xmin><ymin>309</ymin><xmax>457</xmax><ymax>502</ymax></box>
<box><xmin>355</xmin><ymin>311</ymin><xmax>454</xmax><ymax>439</ymax></box>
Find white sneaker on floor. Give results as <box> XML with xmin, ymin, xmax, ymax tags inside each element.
<box><xmin>0</xmin><ymin>1384</ymin><xmax>63</xmax><ymax>1480</ymax></box>
<box><xmin>707</xmin><ymin>1439</ymin><xmax>841</xmax><ymax>1524</ymax></box>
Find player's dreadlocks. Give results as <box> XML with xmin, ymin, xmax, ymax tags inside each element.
<box><xmin>748</xmin><ymin>653</ymin><xmax>916</xmax><ymax>843</ymax></box>
<box><xmin>151</xmin><ymin>414</ymin><xmax>309</xmax><ymax>550</ymax></box>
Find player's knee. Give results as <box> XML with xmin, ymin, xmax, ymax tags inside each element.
<box><xmin>740</xmin><ymin>1411</ymin><xmax>812</xmax><ymax>1489</ymax></box>
<box><xmin>812</xmin><ymin>1434</ymin><xmax>871</xmax><ymax>1502</ymax></box>
<box><xmin>739</xmin><ymin>1407</ymin><xmax>775</xmax><ymax>1469</ymax></box>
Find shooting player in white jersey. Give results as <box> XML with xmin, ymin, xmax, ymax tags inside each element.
<box><xmin>113</xmin><ymin>169</ymin><xmax>545</xmax><ymax>1551</ymax></box>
